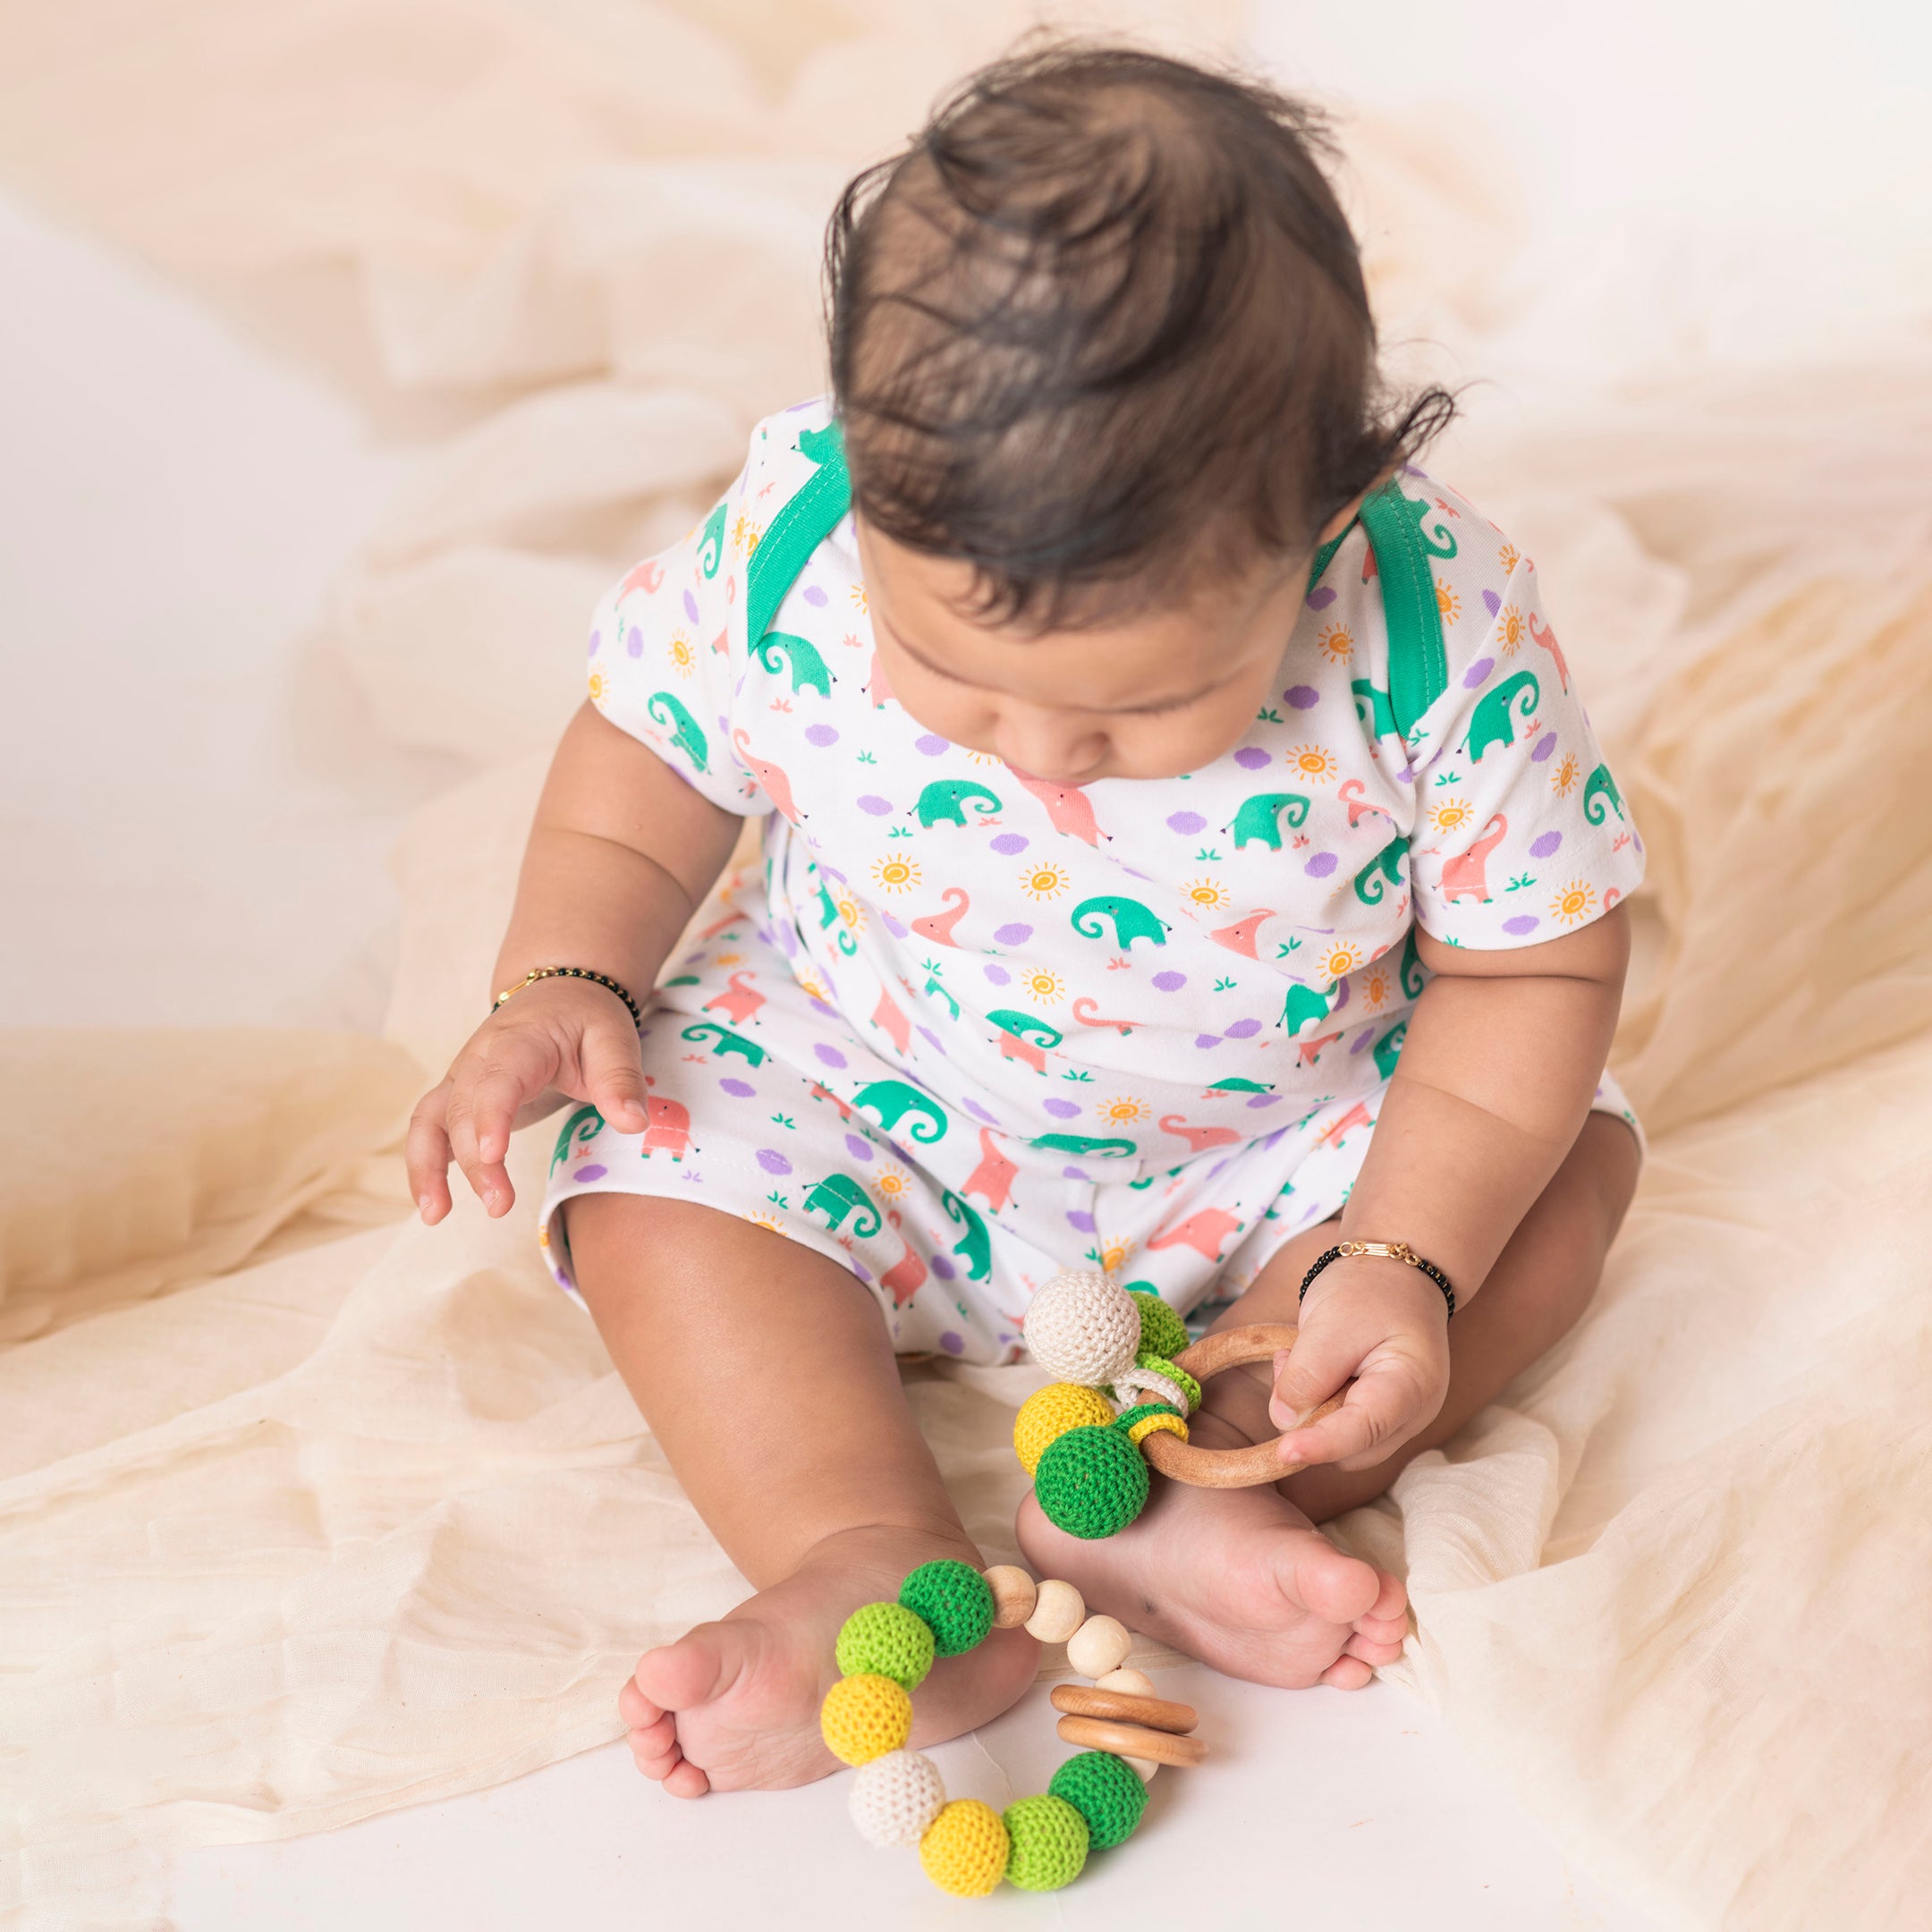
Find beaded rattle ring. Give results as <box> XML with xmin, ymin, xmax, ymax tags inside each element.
<box><xmin>823</xmin><ymin>1559</ymin><xmax>1208</xmax><ymax>1897</ymax></box>
<box><xmin>1017</xmin><ymin>1269</ymin><xmax>1344</xmax><ymax>1538</ymax></box>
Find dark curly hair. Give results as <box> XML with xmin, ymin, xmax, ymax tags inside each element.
<box><xmin>825</xmin><ymin>39</ymin><xmax>1455</xmax><ymax>631</ymax></box>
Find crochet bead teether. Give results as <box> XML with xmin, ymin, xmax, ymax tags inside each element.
<box><xmin>1017</xmin><ymin>1269</ymin><xmax>1346</xmax><ymax>1538</ymax></box>
<box><xmin>826</xmin><ymin>1561</ymin><xmax>1205</xmax><ymax>1895</ymax></box>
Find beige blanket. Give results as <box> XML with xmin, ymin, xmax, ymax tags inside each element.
<box><xmin>4</xmin><ymin>4</ymin><xmax>1930</xmax><ymax>1927</ymax></box>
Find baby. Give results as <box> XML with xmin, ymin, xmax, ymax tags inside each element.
<box><xmin>409</xmin><ymin>44</ymin><xmax>1642</xmax><ymax>1798</ymax></box>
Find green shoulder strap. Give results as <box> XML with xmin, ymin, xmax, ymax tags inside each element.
<box><xmin>1356</xmin><ymin>478</ymin><xmax>1453</xmax><ymax>744</ymax></box>
<box><xmin>745</xmin><ymin>419</ymin><xmax>853</xmax><ymax>646</ymax></box>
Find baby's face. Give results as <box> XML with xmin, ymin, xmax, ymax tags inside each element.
<box><xmin>855</xmin><ymin>510</ymin><xmax>1353</xmax><ymax>785</ymax></box>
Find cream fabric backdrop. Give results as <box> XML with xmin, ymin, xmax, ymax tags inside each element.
<box><xmin>3</xmin><ymin>4</ymin><xmax>1930</xmax><ymax>1928</ymax></box>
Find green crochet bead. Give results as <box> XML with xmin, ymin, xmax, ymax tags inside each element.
<box><xmin>1136</xmin><ymin>1347</ymin><xmax>1201</xmax><ymax>1412</ymax></box>
<box><xmin>1033</xmin><ymin>1423</ymin><xmax>1150</xmax><ymax>1539</ymax></box>
<box><xmin>898</xmin><ymin>1560</ymin><xmax>995</xmax><ymax>1657</ymax></box>
<box><xmin>1049</xmin><ymin>1750</ymin><xmax>1148</xmax><ymax>1851</ymax></box>
<box><xmin>1001</xmin><ymin>1793</ymin><xmax>1089</xmax><ymax>1891</ymax></box>
<box><xmin>1130</xmin><ymin>1290</ymin><xmax>1191</xmax><ymax>1361</ymax></box>
<box><xmin>835</xmin><ymin>1600</ymin><xmax>935</xmax><ymax>1690</ymax></box>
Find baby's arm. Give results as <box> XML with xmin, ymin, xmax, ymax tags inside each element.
<box><xmin>1269</xmin><ymin>904</ymin><xmax>1631</xmax><ymax>1469</ymax></box>
<box><xmin>407</xmin><ymin>701</ymin><xmax>741</xmax><ymax>1223</ymax></box>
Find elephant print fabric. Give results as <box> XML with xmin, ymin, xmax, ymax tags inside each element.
<box><xmin>542</xmin><ymin>398</ymin><xmax>1644</xmax><ymax>1360</ymax></box>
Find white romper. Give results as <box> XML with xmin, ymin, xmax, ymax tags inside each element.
<box><xmin>538</xmin><ymin>396</ymin><xmax>1644</xmax><ymax>1361</ymax></box>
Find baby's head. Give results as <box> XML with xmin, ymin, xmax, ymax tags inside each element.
<box><xmin>827</xmin><ymin>42</ymin><xmax>1453</xmax><ymax>784</ymax></box>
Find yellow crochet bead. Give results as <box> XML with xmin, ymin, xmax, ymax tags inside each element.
<box><xmin>919</xmin><ymin>1798</ymin><xmax>1012</xmax><ymax>1897</ymax></box>
<box><xmin>819</xmin><ymin>1673</ymin><xmax>912</xmax><ymax>1767</ymax></box>
<box><xmin>1126</xmin><ymin>1410</ymin><xmax>1190</xmax><ymax>1447</ymax></box>
<box><xmin>1013</xmin><ymin>1383</ymin><xmax>1116</xmax><ymax>1477</ymax></box>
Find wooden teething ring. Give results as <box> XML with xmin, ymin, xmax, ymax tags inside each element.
<box><xmin>1138</xmin><ymin>1322</ymin><xmax>1344</xmax><ymax>1488</ymax></box>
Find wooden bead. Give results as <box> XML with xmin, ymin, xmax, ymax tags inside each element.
<box><xmin>1023</xmin><ymin>1578</ymin><xmax>1085</xmax><ymax>1644</ymax></box>
<box><xmin>1096</xmin><ymin>1667</ymin><xmax>1156</xmax><ymax>1698</ymax></box>
<box><xmin>1055</xmin><ymin>1714</ymin><xmax>1207</xmax><ymax>1767</ymax></box>
<box><xmin>1051</xmin><ymin>1684</ymin><xmax>1198</xmax><ymax>1735</ymax></box>
<box><xmin>982</xmin><ymin>1565</ymin><xmax>1037</xmax><ymax>1631</ymax></box>
<box><xmin>1126</xmin><ymin>1756</ymin><xmax>1158</xmax><ymax>1781</ymax></box>
<box><xmin>1064</xmin><ymin>1613</ymin><xmax>1132</xmax><ymax>1679</ymax></box>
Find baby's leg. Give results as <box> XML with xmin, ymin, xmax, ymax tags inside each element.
<box><xmin>1018</xmin><ymin>1113</ymin><xmax>1638</xmax><ymax>1690</ymax></box>
<box><xmin>567</xmin><ymin>1192</ymin><xmax>1037</xmax><ymax>1797</ymax></box>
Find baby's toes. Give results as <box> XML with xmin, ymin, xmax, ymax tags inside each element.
<box><xmin>1343</xmin><ymin>1631</ymin><xmax>1405</xmax><ymax>1668</ymax></box>
<box><xmin>618</xmin><ymin>1675</ymin><xmax>662</xmax><ymax>1730</ymax></box>
<box><xmin>628</xmin><ymin>1714</ymin><xmax>680</xmax><ymax>1777</ymax></box>
<box><xmin>1363</xmin><ymin>1571</ymin><xmax>1408</xmax><ymax>1625</ymax></box>
<box><xmin>661</xmin><ymin>1755</ymin><xmax>712</xmax><ymax>1800</ymax></box>
<box><xmin>1318</xmin><ymin>1655</ymin><xmax>1376</xmax><ymax>1690</ymax></box>
<box><xmin>1352</xmin><ymin>1610</ymin><xmax>1410</xmax><ymax>1647</ymax></box>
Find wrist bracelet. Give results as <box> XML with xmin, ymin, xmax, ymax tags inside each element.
<box><xmin>1299</xmin><ymin>1240</ymin><xmax>1455</xmax><ymax>1319</ymax></box>
<box><xmin>489</xmin><ymin>966</ymin><xmax>644</xmax><ymax>1030</ymax></box>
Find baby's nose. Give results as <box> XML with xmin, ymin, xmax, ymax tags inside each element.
<box><xmin>998</xmin><ymin>720</ymin><xmax>1109</xmax><ymax>785</ymax></box>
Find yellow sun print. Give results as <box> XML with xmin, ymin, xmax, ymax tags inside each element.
<box><xmin>1021</xmin><ymin>967</ymin><xmax>1064</xmax><ymax>1005</ymax></box>
<box><xmin>1551</xmin><ymin>879</ymin><xmax>1597</xmax><ymax>925</ymax></box>
<box><xmin>1498</xmin><ymin>542</ymin><xmax>1521</xmax><ymax>574</ymax></box>
<box><xmin>1020</xmin><ymin>861</ymin><xmax>1071</xmax><ymax>901</ymax></box>
<box><xmin>1182</xmin><ymin>876</ymin><xmax>1230</xmax><ymax>913</ymax></box>
<box><xmin>875</xmin><ymin>1160</ymin><xmax>911</xmax><ymax>1200</ymax></box>
<box><xmin>870</xmin><ymin>854</ymin><xmax>921</xmax><ymax>894</ymax></box>
<box><xmin>1362</xmin><ymin>965</ymin><xmax>1391</xmax><ymax>1011</ymax></box>
<box><xmin>587</xmin><ymin>665</ymin><xmax>611</xmax><ymax>708</ymax></box>
<box><xmin>1099</xmin><ymin>1096</ymin><xmax>1150</xmax><ymax>1126</ymax></box>
<box><xmin>1436</xmin><ymin>583</ymin><xmax>1462</xmax><ymax>623</ymax></box>
<box><xmin>1288</xmin><ymin>743</ymin><xmax>1338</xmax><ymax>784</ymax></box>
<box><xmin>1317</xmin><ymin>623</ymin><xmax>1353</xmax><ymax>664</ymax></box>
<box><xmin>1320</xmin><ymin>941</ymin><xmax>1363</xmax><ymax>979</ymax></box>
<box><xmin>849</xmin><ymin>582</ymin><xmax>869</xmax><ymax>613</ymax></box>
<box><xmin>731</xmin><ymin>513</ymin><xmax>762</xmax><ymax>556</ymax></box>
<box><xmin>1428</xmin><ymin>795</ymin><xmax>1476</xmax><ymax>834</ymax></box>
<box><xmin>1497</xmin><ymin>605</ymin><xmax>1530</xmax><ymax>654</ymax></box>
<box><xmin>1098</xmin><ymin>1237</ymin><xmax>1138</xmax><ymax>1275</ymax></box>
<box><xmin>1551</xmin><ymin>752</ymin><xmax>1580</xmax><ymax>796</ymax></box>
<box><xmin>667</xmin><ymin>631</ymin><xmax>697</xmax><ymax>678</ymax></box>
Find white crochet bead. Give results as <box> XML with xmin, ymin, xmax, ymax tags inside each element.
<box><xmin>848</xmin><ymin>1749</ymin><xmax>946</xmax><ymax>1848</ymax></box>
<box><xmin>1113</xmin><ymin>1366</ymin><xmax>1189</xmax><ymax>1414</ymax></box>
<box><xmin>1023</xmin><ymin>1270</ymin><xmax>1140</xmax><ymax>1387</ymax></box>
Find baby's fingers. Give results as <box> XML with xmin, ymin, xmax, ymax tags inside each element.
<box><xmin>446</xmin><ymin>1061</ymin><xmax>532</xmax><ymax>1216</ymax></box>
<box><xmin>578</xmin><ymin>1014</ymin><xmax>648</xmax><ymax>1135</ymax></box>
<box><xmin>406</xmin><ymin>1084</ymin><xmax>457</xmax><ymax>1224</ymax></box>
<box><xmin>1277</xmin><ymin>1360</ymin><xmax>1427</xmax><ymax>1473</ymax></box>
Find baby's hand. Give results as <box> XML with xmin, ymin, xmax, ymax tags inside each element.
<box><xmin>1267</xmin><ymin>1254</ymin><xmax>1452</xmax><ymax>1472</ymax></box>
<box><xmin>406</xmin><ymin>977</ymin><xmax>649</xmax><ymax>1224</ymax></box>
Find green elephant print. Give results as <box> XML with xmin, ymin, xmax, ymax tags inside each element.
<box><xmin>913</xmin><ymin>779</ymin><xmax>1004</xmax><ymax>828</ymax></box>
<box><xmin>551</xmin><ymin>1103</ymin><xmax>603</xmax><ymax>1172</ymax></box>
<box><xmin>753</xmin><ymin>631</ymin><xmax>834</xmax><ymax>698</ymax></box>
<box><xmin>1227</xmin><ymin>792</ymin><xmax>1312</xmax><ymax>851</ymax></box>
<box><xmin>1280</xmin><ymin>981</ymin><xmax>1333</xmax><ymax>1037</ymax></box>
<box><xmin>680</xmin><ymin>1021</ymin><xmax>765</xmax><ymax>1065</ymax></box>
<box><xmin>1203</xmin><ymin>1074</ymin><xmax>1275</xmax><ymax>1094</ymax></box>
<box><xmin>697</xmin><ymin>499</ymin><xmax>727</xmax><ymax>579</ymax></box>
<box><xmin>1400</xmin><ymin>928</ymin><xmax>1428</xmax><ymax>1000</ymax></box>
<box><xmin>1373</xmin><ymin>1020</ymin><xmax>1408</xmax><ymax>1080</ymax></box>
<box><xmin>1464</xmin><ymin>670</ymin><xmax>1540</xmax><ymax>763</ymax></box>
<box><xmin>941</xmin><ymin>1188</ymin><xmax>992</xmax><ymax>1281</ymax></box>
<box><xmin>1030</xmin><ymin>1132</ymin><xmax>1138</xmax><ymax>1157</ymax></box>
<box><xmin>1582</xmin><ymin>763</ymin><xmax>1625</xmax><ymax>824</ymax></box>
<box><xmin>798</xmin><ymin>422</ymin><xmax>843</xmax><ymax>468</ymax></box>
<box><xmin>1070</xmin><ymin>895</ymin><xmax>1169</xmax><ymax>950</ymax></box>
<box><xmin>1351</xmin><ymin>679</ymin><xmax>1397</xmax><ymax>741</ymax></box>
<box><xmin>852</xmin><ymin>1079</ymin><xmax>949</xmax><ymax>1144</ymax></box>
<box><xmin>648</xmin><ymin>691</ymin><xmax>708</xmax><ymax>773</ymax></box>
<box><xmin>814</xmin><ymin>880</ymin><xmax>857</xmax><ymax>955</ymax></box>
<box><xmin>1390</xmin><ymin>487</ymin><xmax>1458</xmax><ymax>559</ymax></box>
<box><xmin>803</xmin><ymin>1173</ymin><xmax>882</xmax><ymax>1238</ymax></box>
<box><xmin>1354</xmin><ymin>834</ymin><xmax>1410</xmax><ymax>906</ymax></box>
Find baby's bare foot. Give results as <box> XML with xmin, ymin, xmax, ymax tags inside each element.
<box><xmin>616</xmin><ymin>1526</ymin><xmax>1038</xmax><ymax>1797</ymax></box>
<box><xmin>1017</xmin><ymin>1414</ymin><xmax>1408</xmax><ymax>1691</ymax></box>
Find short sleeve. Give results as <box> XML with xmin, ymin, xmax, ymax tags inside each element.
<box><xmin>584</xmin><ymin>439</ymin><xmax>772</xmax><ymax>816</ymax></box>
<box><xmin>1406</xmin><ymin>549</ymin><xmax>1644</xmax><ymax>949</ymax></box>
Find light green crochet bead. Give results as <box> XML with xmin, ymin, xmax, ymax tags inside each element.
<box><xmin>1001</xmin><ymin>1793</ymin><xmax>1089</xmax><ymax>1891</ymax></box>
<box><xmin>835</xmin><ymin>1601</ymin><xmax>935</xmax><ymax>1690</ymax></box>
<box><xmin>1136</xmin><ymin>1347</ymin><xmax>1201</xmax><ymax>1412</ymax></box>
<box><xmin>1130</xmin><ymin>1290</ymin><xmax>1190</xmax><ymax>1362</ymax></box>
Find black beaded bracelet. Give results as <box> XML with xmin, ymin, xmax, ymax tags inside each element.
<box><xmin>489</xmin><ymin>966</ymin><xmax>644</xmax><ymax>1030</ymax></box>
<box><xmin>1299</xmin><ymin>1240</ymin><xmax>1455</xmax><ymax>1319</ymax></box>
